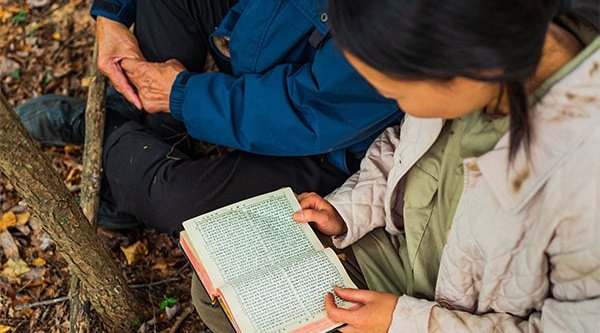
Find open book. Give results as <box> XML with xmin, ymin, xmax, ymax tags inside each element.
<box><xmin>180</xmin><ymin>188</ymin><xmax>357</xmax><ymax>333</ymax></box>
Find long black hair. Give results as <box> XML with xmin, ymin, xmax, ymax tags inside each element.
<box><xmin>329</xmin><ymin>0</ymin><xmax>599</xmax><ymax>159</ymax></box>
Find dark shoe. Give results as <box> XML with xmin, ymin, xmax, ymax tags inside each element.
<box><xmin>16</xmin><ymin>87</ymin><xmax>142</xmax><ymax>146</ymax></box>
<box><xmin>97</xmin><ymin>200</ymin><xmax>142</xmax><ymax>230</ymax></box>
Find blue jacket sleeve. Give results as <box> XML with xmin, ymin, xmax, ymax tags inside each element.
<box><xmin>169</xmin><ymin>40</ymin><xmax>399</xmax><ymax>156</ymax></box>
<box><xmin>90</xmin><ymin>0</ymin><xmax>137</xmax><ymax>27</ymax></box>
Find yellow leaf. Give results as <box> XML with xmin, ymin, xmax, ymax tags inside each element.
<box><xmin>0</xmin><ymin>324</ymin><xmax>13</xmax><ymax>333</ymax></box>
<box><xmin>120</xmin><ymin>241</ymin><xmax>148</xmax><ymax>266</ymax></box>
<box><xmin>51</xmin><ymin>32</ymin><xmax>61</xmax><ymax>40</ymax></box>
<box><xmin>16</xmin><ymin>212</ymin><xmax>30</xmax><ymax>226</ymax></box>
<box><xmin>81</xmin><ymin>76</ymin><xmax>91</xmax><ymax>88</ymax></box>
<box><xmin>1</xmin><ymin>259</ymin><xmax>30</xmax><ymax>281</ymax></box>
<box><xmin>0</xmin><ymin>212</ymin><xmax>17</xmax><ymax>232</ymax></box>
<box><xmin>32</xmin><ymin>258</ymin><xmax>46</xmax><ymax>267</ymax></box>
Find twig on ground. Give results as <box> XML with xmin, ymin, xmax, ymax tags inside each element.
<box><xmin>167</xmin><ymin>306</ymin><xmax>195</xmax><ymax>333</ymax></box>
<box><xmin>14</xmin><ymin>295</ymin><xmax>71</xmax><ymax>311</ymax></box>
<box><xmin>130</xmin><ymin>277</ymin><xmax>182</xmax><ymax>289</ymax></box>
<box><xmin>15</xmin><ymin>276</ymin><xmax>183</xmax><ymax>311</ymax></box>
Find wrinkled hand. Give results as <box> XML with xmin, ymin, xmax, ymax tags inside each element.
<box><xmin>293</xmin><ymin>192</ymin><xmax>347</xmax><ymax>236</ymax></box>
<box><xmin>96</xmin><ymin>17</ymin><xmax>145</xmax><ymax>109</ymax></box>
<box><xmin>120</xmin><ymin>58</ymin><xmax>185</xmax><ymax>113</ymax></box>
<box><xmin>326</xmin><ymin>287</ymin><xmax>398</xmax><ymax>333</ymax></box>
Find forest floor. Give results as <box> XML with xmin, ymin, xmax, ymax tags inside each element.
<box><xmin>1</xmin><ymin>1</ymin><xmax>209</xmax><ymax>332</ymax></box>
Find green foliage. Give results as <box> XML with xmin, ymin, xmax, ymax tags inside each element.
<box><xmin>27</xmin><ymin>27</ymin><xmax>38</xmax><ymax>37</ymax></box>
<box><xmin>11</xmin><ymin>69</ymin><xmax>21</xmax><ymax>79</ymax></box>
<box><xmin>159</xmin><ymin>295</ymin><xmax>177</xmax><ymax>310</ymax></box>
<box><xmin>12</xmin><ymin>9</ymin><xmax>27</xmax><ymax>24</ymax></box>
<box><xmin>43</xmin><ymin>70</ymin><xmax>53</xmax><ymax>84</ymax></box>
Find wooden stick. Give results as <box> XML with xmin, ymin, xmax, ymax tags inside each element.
<box><xmin>130</xmin><ymin>277</ymin><xmax>182</xmax><ymax>289</ymax></box>
<box><xmin>167</xmin><ymin>306</ymin><xmax>195</xmax><ymax>333</ymax></box>
<box><xmin>69</xmin><ymin>38</ymin><xmax>107</xmax><ymax>333</ymax></box>
<box><xmin>14</xmin><ymin>296</ymin><xmax>72</xmax><ymax>311</ymax></box>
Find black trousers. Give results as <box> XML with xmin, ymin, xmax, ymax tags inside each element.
<box><xmin>103</xmin><ymin>0</ymin><xmax>350</xmax><ymax>235</ymax></box>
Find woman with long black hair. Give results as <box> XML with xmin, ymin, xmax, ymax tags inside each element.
<box><xmin>292</xmin><ymin>0</ymin><xmax>600</xmax><ymax>331</ymax></box>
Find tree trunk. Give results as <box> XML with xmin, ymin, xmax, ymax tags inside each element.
<box><xmin>70</xmin><ymin>41</ymin><xmax>108</xmax><ymax>333</ymax></box>
<box><xmin>0</xmin><ymin>90</ymin><xmax>146</xmax><ymax>332</ymax></box>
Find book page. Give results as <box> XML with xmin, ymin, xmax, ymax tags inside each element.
<box><xmin>182</xmin><ymin>188</ymin><xmax>323</xmax><ymax>288</ymax></box>
<box><xmin>220</xmin><ymin>248</ymin><xmax>357</xmax><ymax>333</ymax></box>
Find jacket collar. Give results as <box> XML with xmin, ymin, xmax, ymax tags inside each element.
<box><xmin>477</xmin><ymin>38</ymin><xmax>600</xmax><ymax>213</ymax></box>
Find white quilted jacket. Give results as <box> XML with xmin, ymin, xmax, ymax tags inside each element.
<box><xmin>327</xmin><ymin>42</ymin><xmax>600</xmax><ymax>332</ymax></box>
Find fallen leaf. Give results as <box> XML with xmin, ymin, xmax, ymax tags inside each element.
<box><xmin>32</xmin><ymin>257</ymin><xmax>46</xmax><ymax>267</ymax></box>
<box><xmin>0</xmin><ymin>230</ymin><xmax>19</xmax><ymax>260</ymax></box>
<box><xmin>14</xmin><ymin>224</ymin><xmax>30</xmax><ymax>236</ymax></box>
<box><xmin>1</xmin><ymin>259</ymin><xmax>30</xmax><ymax>282</ymax></box>
<box><xmin>38</xmin><ymin>234</ymin><xmax>53</xmax><ymax>251</ymax></box>
<box><xmin>151</xmin><ymin>261</ymin><xmax>169</xmax><ymax>271</ymax></box>
<box><xmin>51</xmin><ymin>32</ymin><xmax>61</xmax><ymax>40</ymax></box>
<box><xmin>22</xmin><ymin>267</ymin><xmax>46</xmax><ymax>284</ymax></box>
<box><xmin>120</xmin><ymin>241</ymin><xmax>148</xmax><ymax>266</ymax></box>
<box><xmin>0</xmin><ymin>212</ymin><xmax>17</xmax><ymax>231</ymax></box>
<box><xmin>80</xmin><ymin>76</ymin><xmax>91</xmax><ymax>88</ymax></box>
<box><xmin>9</xmin><ymin>205</ymin><xmax>27</xmax><ymax>214</ymax></box>
<box><xmin>165</xmin><ymin>303</ymin><xmax>180</xmax><ymax>320</ymax></box>
<box><xmin>137</xmin><ymin>318</ymin><xmax>157</xmax><ymax>333</ymax></box>
<box><xmin>26</xmin><ymin>0</ymin><xmax>50</xmax><ymax>8</ymax></box>
<box><xmin>0</xmin><ymin>324</ymin><xmax>13</xmax><ymax>333</ymax></box>
<box><xmin>16</xmin><ymin>211</ymin><xmax>30</xmax><ymax>225</ymax></box>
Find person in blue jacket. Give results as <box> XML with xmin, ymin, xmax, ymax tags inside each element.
<box><xmin>17</xmin><ymin>0</ymin><xmax>400</xmax><ymax>234</ymax></box>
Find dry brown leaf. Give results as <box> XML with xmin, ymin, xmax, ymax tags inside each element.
<box><xmin>64</xmin><ymin>167</ymin><xmax>80</xmax><ymax>184</ymax></box>
<box><xmin>0</xmin><ymin>230</ymin><xmax>19</xmax><ymax>260</ymax></box>
<box><xmin>1</xmin><ymin>259</ymin><xmax>30</xmax><ymax>282</ymax></box>
<box><xmin>14</xmin><ymin>224</ymin><xmax>30</xmax><ymax>236</ymax></box>
<box><xmin>120</xmin><ymin>241</ymin><xmax>148</xmax><ymax>266</ymax></box>
<box><xmin>5</xmin><ymin>5</ymin><xmax>24</xmax><ymax>14</ymax></box>
<box><xmin>151</xmin><ymin>261</ymin><xmax>169</xmax><ymax>271</ymax></box>
<box><xmin>26</xmin><ymin>0</ymin><xmax>50</xmax><ymax>8</ymax></box>
<box><xmin>22</xmin><ymin>267</ymin><xmax>46</xmax><ymax>284</ymax></box>
<box><xmin>16</xmin><ymin>211</ymin><xmax>30</xmax><ymax>225</ymax></box>
<box><xmin>0</xmin><ymin>212</ymin><xmax>17</xmax><ymax>231</ymax></box>
<box><xmin>0</xmin><ymin>57</ymin><xmax>19</xmax><ymax>78</ymax></box>
<box><xmin>0</xmin><ymin>324</ymin><xmax>13</xmax><ymax>333</ymax></box>
<box><xmin>80</xmin><ymin>76</ymin><xmax>91</xmax><ymax>88</ymax></box>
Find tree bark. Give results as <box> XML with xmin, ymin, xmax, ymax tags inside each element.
<box><xmin>0</xmin><ymin>90</ymin><xmax>146</xmax><ymax>332</ymax></box>
<box><xmin>70</xmin><ymin>40</ymin><xmax>107</xmax><ymax>333</ymax></box>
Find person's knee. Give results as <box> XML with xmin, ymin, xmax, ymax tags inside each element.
<box><xmin>191</xmin><ymin>275</ymin><xmax>212</xmax><ymax>309</ymax></box>
<box><xmin>191</xmin><ymin>275</ymin><xmax>235</xmax><ymax>333</ymax></box>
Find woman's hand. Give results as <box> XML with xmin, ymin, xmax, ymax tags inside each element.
<box><xmin>326</xmin><ymin>287</ymin><xmax>398</xmax><ymax>333</ymax></box>
<box><xmin>293</xmin><ymin>192</ymin><xmax>348</xmax><ymax>236</ymax></box>
<box><xmin>96</xmin><ymin>17</ymin><xmax>145</xmax><ymax>109</ymax></box>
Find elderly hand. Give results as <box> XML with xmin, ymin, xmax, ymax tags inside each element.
<box><xmin>120</xmin><ymin>58</ymin><xmax>185</xmax><ymax>113</ymax></box>
<box><xmin>326</xmin><ymin>287</ymin><xmax>398</xmax><ymax>333</ymax></box>
<box><xmin>293</xmin><ymin>192</ymin><xmax>348</xmax><ymax>236</ymax></box>
<box><xmin>96</xmin><ymin>17</ymin><xmax>145</xmax><ymax>109</ymax></box>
